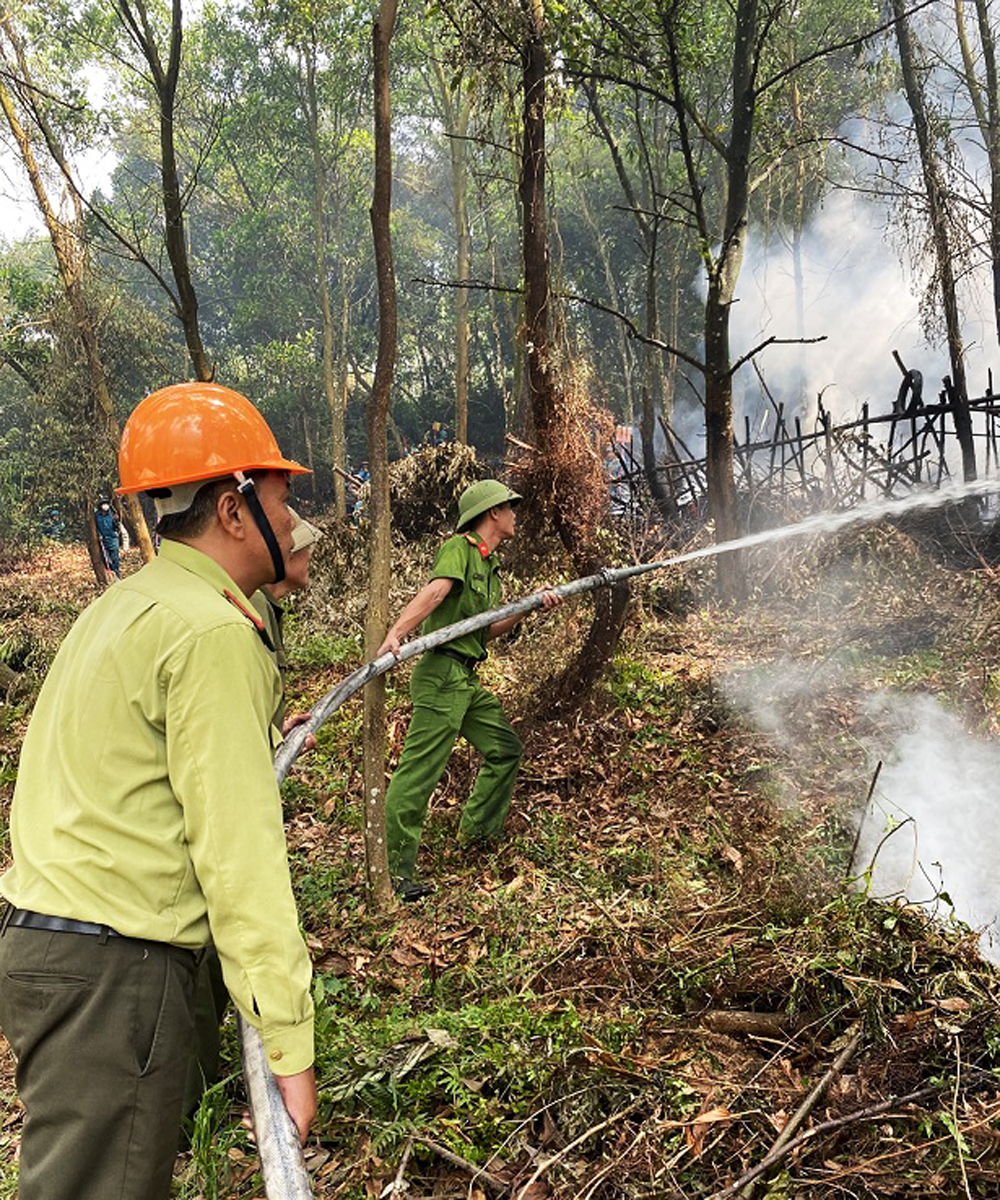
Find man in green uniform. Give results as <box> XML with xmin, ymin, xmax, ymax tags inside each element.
<box><xmin>0</xmin><ymin>382</ymin><xmax>316</xmax><ymax>1200</ymax></box>
<box><xmin>252</xmin><ymin>508</ymin><xmax>322</xmax><ymax>731</ymax></box>
<box><xmin>179</xmin><ymin>507</ymin><xmax>323</xmax><ymax>1132</ymax></box>
<box><xmin>378</xmin><ymin>479</ymin><xmax>559</xmax><ymax>900</ymax></box>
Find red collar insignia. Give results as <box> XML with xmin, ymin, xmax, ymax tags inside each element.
<box><xmin>463</xmin><ymin>532</ymin><xmax>490</xmax><ymax>558</ymax></box>
<box><xmin>223</xmin><ymin>588</ymin><xmax>276</xmax><ymax>651</ymax></box>
<box><xmin>223</xmin><ymin>589</ymin><xmax>265</xmax><ymax>632</ymax></box>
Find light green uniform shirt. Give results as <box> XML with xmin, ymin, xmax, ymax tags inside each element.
<box><xmin>1</xmin><ymin>539</ymin><xmax>314</xmax><ymax>1075</ymax></box>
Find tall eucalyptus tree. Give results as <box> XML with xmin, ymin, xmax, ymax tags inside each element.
<box><xmin>433</xmin><ymin>0</ymin><xmax>632</xmax><ymax>704</ymax></box>
<box><xmin>892</xmin><ymin>0</ymin><xmax>976</xmax><ymax>481</ymax></box>
<box><xmin>111</xmin><ymin>0</ymin><xmax>212</xmax><ymax>380</ymax></box>
<box><xmin>565</xmin><ymin>0</ymin><xmax>882</xmax><ymax>596</ymax></box>
<box><xmin>0</xmin><ymin>6</ymin><xmax>156</xmax><ymax>573</ymax></box>
<box><xmin>252</xmin><ymin>0</ymin><xmax>371</xmax><ymax>513</ymax></box>
<box><xmin>579</xmin><ymin>76</ymin><xmax>683</xmax><ymax>514</ymax></box>
<box><xmin>951</xmin><ymin>0</ymin><xmax>1000</xmax><ymax>349</ymax></box>
<box><xmin>365</xmin><ymin>0</ymin><xmax>398</xmax><ymax>907</ymax></box>
<box><xmin>426</xmin><ymin>59</ymin><xmax>474</xmax><ymax>444</ymax></box>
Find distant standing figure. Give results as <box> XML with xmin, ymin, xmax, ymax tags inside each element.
<box><xmin>377</xmin><ymin>479</ymin><xmax>561</xmax><ymax>901</ymax></box>
<box><xmin>94</xmin><ymin>497</ymin><xmax>122</xmax><ymax>578</ymax></box>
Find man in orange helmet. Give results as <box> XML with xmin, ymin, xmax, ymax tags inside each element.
<box><xmin>0</xmin><ymin>383</ymin><xmax>316</xmax><ymax>1200</ymax></box>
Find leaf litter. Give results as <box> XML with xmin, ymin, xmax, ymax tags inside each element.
<box><xmin>3</xmin><ymin>518</ymin><xmax>1000</xmax><ymax>1196</ymax></box>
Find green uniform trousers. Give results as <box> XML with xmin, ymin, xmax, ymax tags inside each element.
<box><xmin>386</xmin><ymin>651</ymin><xmax>522</xmax><ymax>880</ymax></box>
<box><xmin>0</xmin><ymin>921</ymin><xmax>198</xmax><ymax>1200</ymax></box>
<box><xmin>181</xmin><ymin>942</ymin><xmax>230</xmax><ymax>1129</ymax></box>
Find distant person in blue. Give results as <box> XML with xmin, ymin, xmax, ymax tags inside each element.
<box><xmin>40</xmin><ymin>506</ymin><xmax>65</xmax><ymax>539</ymax></box>
<box><xmin>428</xmin><ymin>421</ymin><xmax>450</xmax><ymax>447</ymax></box>
<box><xmin>94</xmin><ymin>498</ymin><xmax>122</xmax><ymax>579</ymax></box>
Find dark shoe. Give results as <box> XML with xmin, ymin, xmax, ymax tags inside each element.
<box><xmin>394</xmin><ymin>878</ymin><xmax>434</xmax><ymax>903</ymax></box>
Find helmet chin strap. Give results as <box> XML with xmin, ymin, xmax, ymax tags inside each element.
<box><xmin>235</xmin><ymin>472</ymin><xmax>287</xmax><ymax>585</ymax></box>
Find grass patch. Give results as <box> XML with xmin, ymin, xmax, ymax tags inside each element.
<box><xmin>5</xmin><ymin>529</ymin><xmax>1000</xmax><ymax>1198</ymax></box>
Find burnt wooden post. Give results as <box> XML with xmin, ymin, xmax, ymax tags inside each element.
<box><xmin>666</xmin><ymin>420</ymin><xmax>709</xmax><ymax>497</ymax></box>
<box><xmin>942</xmin><ymin>373</ymin><xmax>977</xmax><ymax>481</ymax></box>
<box><xmin>745</xmin><ymin>413</ymin><xmax>752</xmax><ymax>482</ymax></box>
<box><xmin>740</xmin><ymin>415</ymin><xmax>754</xmax><ymax>489</ymax></box>
<box><xmin>794</xmin><ymin>416</ymin><xmax>808</xmax><ymax>498</ymax></box>
<box><xmin>911</xmin><ymin>409</ymin><xmax>920</xmax><ymax>482</ymax></box>
<box><xmin>819</xmin><ymin>401</ymin><xmax>834</xmax><ymax>501</ymax></box>
<box><xmin>769</xmin><ymin>403</ymin><xmax>784</xmax><ymax>497</ymax></box>
<box><xmin>659</xmin><ymin>417</ymin><xmax>702</xmax><ymax>510</ymax></box>
<box><xmin>860</xmin><ymin>401</ymin><xmax>869</xmax><ymax>501</ymax></box>
<box><xmin>986</xmin><ymin>396</ymin><xmax>998</xmax><ymax>474</ymax></box>
<box><xmin>886</xmin><ymin>407</ymin><xmax>899</xmax><ymax>483</ymax></box>
<box><xmin>936</xmin><ymin>408</ymin><xmax>948</xmax><ymax>484</ymax></box>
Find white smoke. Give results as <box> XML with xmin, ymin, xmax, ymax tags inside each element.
<box><xmin>672</xmin><ymin>187</ymin><xmax>996</xmax><ymax>454</ymax></box>
<box><xmin>730</xmin><ymin>190</ymin><xmax>995</xmax><ymax>427</ymax></box>
<box><xmin>853</xmin><ymin>692</ymin><xmax>1000</xmax><ymax>961</ymax></box>
<box><xmin>722</xmin><ymin>658</ymin><xmax>1000</xmax><ymax>962</ymax></box>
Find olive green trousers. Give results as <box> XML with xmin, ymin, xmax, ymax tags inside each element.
<box><xmin>0</xmin><ymin>922</ymin><xmax>197</xmax><ymax>1200</ymax></box>
<box><xmin>181</xmin><ymin>942</ymin><xmax>230</xmax><ymax>1129</ymax></box>
<box><xmin>386</xmin><ymin>652</ymin><xmax>522</xmax><ymax>880</ymax></box>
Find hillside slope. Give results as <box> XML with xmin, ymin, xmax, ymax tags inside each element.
<box><xmin>2</xmin><ymin>521</ymin><xmax>999</xmax><ymax>1199</ymax></box>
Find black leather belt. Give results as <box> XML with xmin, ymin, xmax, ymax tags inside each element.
<box><xmin>1</xmin><ymin>905</ymin><xmax>200</xmax><ymax>961</ymax></box>
<box><xmin>433</xmin><ymin>646</ymin><xmax>482</xmax><ymax>670</ymax></box>
<box><xmin>4</xmin><ymin>907</ymin><xmax>122</xmax><ymax>939</ymax></box>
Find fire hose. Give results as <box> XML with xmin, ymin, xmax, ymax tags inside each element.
<box><xmin>242</xmin><ymin>470</ymin><xmax>1000</xmax><ymax>1195</ymax></box>
<box><xmin>241</xmin><ymin>561</ymin><xmax>653</xmax><ymax>1197</ymax></box>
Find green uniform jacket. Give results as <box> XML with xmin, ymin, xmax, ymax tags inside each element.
<box><xmin>1</xmin><ymin>539</ymin><xmax>314</xmax><ymax>1075</ymax></box>
<box><xmin>250</xmin><ymin>588</ymin><xmax>288</xmax><ymax>730</ymax></box>
<box><xmin>423</xmin><ymin>532</ymin><xmax>502</xmax><ymax>658</ymax></box>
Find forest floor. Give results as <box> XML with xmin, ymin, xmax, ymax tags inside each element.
<box><xmin>2</xmin><ymin>504</ymin><xmax>1000</xmax><ymax>1198</ymax></box>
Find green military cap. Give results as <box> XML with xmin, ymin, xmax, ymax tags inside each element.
<box><xmin>289</xmin><ymin>508</ymin><xmax>322</xmax><ymax>553</ymax></box>
<box><xmin>456</xmin><ymin>479</ymin><xmax>522</xmax><ymax>532</ymax></box>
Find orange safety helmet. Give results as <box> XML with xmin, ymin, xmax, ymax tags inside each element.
<box><xmin>116</xmin><ymin>381</ymin><xmax>309</xmax><ymax>495</ymax></box>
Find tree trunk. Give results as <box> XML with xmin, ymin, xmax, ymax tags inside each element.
<box><xmin>704</xmin><ymin>273</ymin><xmax>740</xmax><ymax>548</ymax></box>
<box><xmin>0</xmin><ymin>29</ymin><xmax>154</xmax><ymax>573</ymax></box>
<box><xmin>434</xmin><ymin>62</ymin><xmax>472</xmax><ymax>445</ymax></box>
<box><xmin>520</xmin><ymin>0</ymin><xmax>555</xmax><ymax>449</ymax></box>
<box><xmin>956</xmin><ymin>0</ymin><xmax>1000</xmax><ymax>349</ymax></box>
<box><xmin>789</xmin><ymin>70</ymin><xmax>807</xmax><ymax>404</ymax></box>
<box><xmin>334</xmin><ymin>284</ymin><xmax>352</xmax><ymax>516</ymax></box>
<box><xmin>670</xmin><ymin>0</ymin><xmax>756</xmax><ymax>600</ymax></box>
<box><xmin>85</xmin><ymin>501</ymin><xmax>109</xmax><ymax>589</ymax></box>
<box><xmin>303</xmin><ymin>47</ymin><xmax>347</xmax><ymax>516</ymax></box>
<box><xmin>664</xmin><ymin>248</ymin><xmax>680</xmax><ymax>432</ymax></box>
<box><xmin>640</xmin><ymin>224</ymin><xmax>675</xmax><ymax>516</ymax></box>
<box><xmin>112</xmin><ymin>0</ymin><xmax>210</xmax><ymax>380</ymax></box>
<box><xmin>364</xmin><ymin>0</ymin><xmax>397</xmax><ymax>910</ymax></box>
<box><xmin>893</xmin><ymin>0</ymin><xmax>975</xmax><ymax>482</ymax></box>
<box><xmin>519</xmin><ymin>0</ymin><xmax>629</xmax><ymax>705</ymax></box>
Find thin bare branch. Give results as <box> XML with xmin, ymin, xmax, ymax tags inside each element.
<box><xmin>730</xmin><ymin>334</ymin><xmax>828</xmax><ymax>376</ymax></box>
